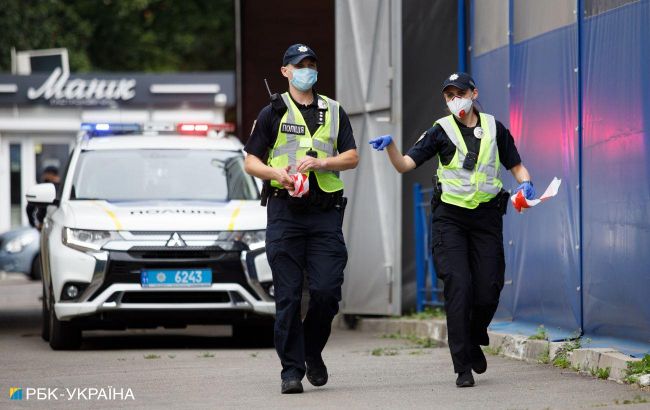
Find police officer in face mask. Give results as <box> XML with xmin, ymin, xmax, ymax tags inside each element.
<box><xmin>369</xmin><ymin>72</ymin><xmax>534</xmax><ymax>388</ymax></box>
<box><xmin>243</xmin><ymin>44</ymin><xmax>359</xmax><ymax>394</ymax></box>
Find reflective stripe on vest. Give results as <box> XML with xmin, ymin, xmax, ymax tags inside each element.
<box><xmin>435</xmin><ymin>113</ymin><xmax>502</xmax><ymax>209</ymax></box>
<box><xmin>267</xmin><ymin>92</ymin><xmax>344</xmax><ymax>192</ymax></box>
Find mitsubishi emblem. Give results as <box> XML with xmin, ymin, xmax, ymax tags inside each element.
<box><xmin>166</xmin><ymin>232</ymin><xmax>186</xmax><ymax>247</ymax></box>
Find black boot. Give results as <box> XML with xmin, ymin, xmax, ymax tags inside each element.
<box><xmin>281</xmin><ymin>379</ymin><xmax>304</xmax><ymax>394</ymax></box>
<box><xmin>456</xmin><ymin>370</ymin><xmax>475</xmax><ymax>387</ymax></box>
<box><xmin>471</xmin><ymin>345</ymin><xmax>487</xmax><ymax>374</ymax></box>
<box><xmin>306</xmin><ymin>357</ymin><xmax>328</xmax><ymax>387</ymax></box>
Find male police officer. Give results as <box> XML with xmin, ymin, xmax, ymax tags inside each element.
<box><xmin>244</xmin><ymin>44</ymin><xmax>358</xmax><ymax>394</ymax></box>
<box><xmin>370</xmin><ymin>72</ymin><xmax>534</xmax><ymax>387</ymax></box>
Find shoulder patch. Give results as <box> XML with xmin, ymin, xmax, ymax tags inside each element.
<box><xmin>317</xmin><ymin>98</ymin><xmax>328</xmax><ymax>110</ymax></box>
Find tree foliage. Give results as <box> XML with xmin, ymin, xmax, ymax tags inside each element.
<box><xmin>0</xmin><ymin>0</ymin><xmax>234</xmax><ymax>72</ymax></box>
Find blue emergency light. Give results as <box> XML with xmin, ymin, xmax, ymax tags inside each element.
<box><xmin>81</xmin><ymin>122</ymin><xmax>142</xmax><ymax>136</ymax></box>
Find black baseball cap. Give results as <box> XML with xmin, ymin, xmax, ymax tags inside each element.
<box><xmin>442</xmin><ymin>72</ymin><xmax>476</xmax><ymax>92</ymax></box>
<box><xmin>282</xmin><ymin>44</ymin><xmax>318</xmax><ymax>66</ymax></box>
<box><xmin>42</xmin><ymin>166</ymin><xmax>59</xmax><ymax>175</ymax></box>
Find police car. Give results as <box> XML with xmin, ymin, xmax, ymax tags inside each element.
<box><xmin>26</xmin><ymin>122</ymin><xmax>274</xmax><ymax>350</ymax></box>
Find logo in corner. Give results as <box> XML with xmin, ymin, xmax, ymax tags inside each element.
<box><xmin>9</xmin><ymin>387</ymin><xmax>23</xmax><ymax>400</ymax></box>
<box><xmin>166</xmin><ymin>232</ymin><xmax>186</xmax><ymax>247</ymax></box>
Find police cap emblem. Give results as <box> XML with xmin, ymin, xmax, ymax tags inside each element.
<box><xmin>298</xmin><ymin>45</ymin><xmax>308</xmax><ymax>53</ymax></box>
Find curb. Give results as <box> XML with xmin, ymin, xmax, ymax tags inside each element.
<box><xmin>351</xmin><ymin>317</ymin><xmax>646</xmax><ymax>386</ymax></box>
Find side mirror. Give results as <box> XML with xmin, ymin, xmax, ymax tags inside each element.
<box><xmin>26</xmin><ymin>183</ymin><xmax>57</xmax><ymax>205</ymax></box>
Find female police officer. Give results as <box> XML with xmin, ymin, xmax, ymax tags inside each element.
<box><xmin>244</xmin><ymin>44</ymin><xmax>358</xmax><ymax>394</ymax></box>
<box><xmin>369</xmin><ymin>72</ymin><xmax>534</xmax><ymax>387</ymax></box>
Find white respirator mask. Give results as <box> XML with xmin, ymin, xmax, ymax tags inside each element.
<box><xmin>447</xmin><ymin>96</ymin><xmax>474</xmax><ymax>119</ymax></box>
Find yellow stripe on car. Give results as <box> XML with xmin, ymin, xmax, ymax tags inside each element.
<box><xmin>227</xmin><ymin>203</ymin><xmax>241</xmax><ymax>231</ymax></box>
<box><xmin>93</xmin><ymin>202</ymin><xmax>123</xmax><ymax>230</ymax></box>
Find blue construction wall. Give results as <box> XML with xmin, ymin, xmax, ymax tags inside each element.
<box><xmin>581</xmin><ymin>0</ymin><xmax>650</xmax><ymax>351</ymax></box>
<box><xmin>470</xmin><ymin>0</ymin><xmax>650</xmax><ymax>354</ymax></box>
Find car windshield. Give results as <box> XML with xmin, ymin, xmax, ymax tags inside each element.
<box><xmin>70</xmin><ymin>149</ymin><xmax>258</xmax><ymax>202</ymax></box>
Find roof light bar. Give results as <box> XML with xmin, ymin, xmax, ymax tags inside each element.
<box><xmin>176</xmin><ymin>122</ymin><xmax>236</xmax><ymax>136</ymax></box>
<box><xmin>81</xmin><ymin>123</ymin><xmax>142</xmax><ymax>137</ymax></box>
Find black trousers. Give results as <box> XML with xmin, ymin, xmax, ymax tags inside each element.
<box><xmin>265</xmin><ymin>196</ymin><xmax>348</xmax><ymax>381</ymax></box>
<box><xmin>432</xmin><ymin>201</ymin><xmax>505</xmax><ymax>373</ymax></box>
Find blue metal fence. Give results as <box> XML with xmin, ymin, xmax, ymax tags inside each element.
<box><xmin>413</xmin><ymin>183</ymin><xmax>444</xmax><ymax>312</ymax></box>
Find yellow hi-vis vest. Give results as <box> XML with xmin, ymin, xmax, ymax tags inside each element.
<box><xmin>267</xmin><ymin>92</ymin><xmax>344</xmax><ymax>193</ymax></box>
<box><xmin>435</xmin><ymin>113</ymin><xmax>502</xmax><ymax>209</ymax></box>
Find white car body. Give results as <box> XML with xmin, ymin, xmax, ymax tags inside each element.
<box><xmin>33</xmin><ymin>124</ymin><xmax>274</xmax><ymax>349</ymax></box>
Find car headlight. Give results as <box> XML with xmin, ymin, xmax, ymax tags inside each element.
<box><xmin>62</xmin><ymin>228</ymin><xmax>120</xmax><ymax>252</ymax></box>
<box><xmin>5</xmin><ymin>231</ymin><xmax>39</xmax><ymax>254</ymax></box>
<box><xmin>211</xmin><ymin>230</ymin><xmax>266</xmax><ymax>250</ymax></box>
<box><xmin>239</xmin><ymin>230</ymin><xmax>266</xmax><ymax>250</ymax></box>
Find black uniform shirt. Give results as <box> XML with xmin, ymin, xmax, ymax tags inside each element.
<box><xmin>406</xmin><ymin>114</ymin><xmax>522</xmax><ymax>170</ymax></box>
<box><xmin>244</xmin><ymin>91</ymin><xmax>356</xmax><ymax>160</ymax></box>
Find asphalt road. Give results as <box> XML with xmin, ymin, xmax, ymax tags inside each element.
<box><xmin>1</xmin><ymin>274</ymin><xmax>649</xmax><ymax>410</ymax></box>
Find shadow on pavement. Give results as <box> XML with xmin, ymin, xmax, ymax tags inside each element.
<box><xmin>81</xmin><ymin>331</ymin><xmax>274</xmax><ymax>351</ymax></box>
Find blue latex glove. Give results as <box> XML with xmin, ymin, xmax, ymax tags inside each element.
<box><xmin>516</xmin><ymin>181</ymin><xmax>535</xmax><ymax>200</ymax></box>
<box><xmin>369</xmin><ymin>135</ymin><xmax>393</xmax><ymax>151</ymax></box>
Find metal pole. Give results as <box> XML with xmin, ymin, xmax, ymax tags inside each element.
<box><xmin>576</xmin><ymin>0</ymin><xmax>585</xmax><ymax>336</ymax></box>
<box><xmin>414</xmin><ymin>183</ymin><xmax>424</xmax><ymax>312</ymax></box>
<box><xmin>458</xmin><ymin>0</ymin><xmax>467</xmax><ymax>72</ymax></box>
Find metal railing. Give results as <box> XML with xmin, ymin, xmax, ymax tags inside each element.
<box><xmin>413</xmin><ymin>183</ymin><xmax>444</xmax><ymax>312</ymax></box>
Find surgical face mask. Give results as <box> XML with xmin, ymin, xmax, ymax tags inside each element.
<box><xmin>290</xmin><ymin>68</ymin><xmax>318</xmax><ymax>91</ymax></box>
<box><xmin>447</xmin><ymin>96</ymin><xmax>473</xmax><ymax>119</ymax></box>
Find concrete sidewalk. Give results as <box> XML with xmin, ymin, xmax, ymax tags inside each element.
<box><xmin>2</xmin><ymin>277</ymin><xmax>650</xmax><ymax>409</ymax></box>
<box><xmin>353</xmin><ymin>316</ymin><xmax>650</xmax><ymax>388</ymax></box>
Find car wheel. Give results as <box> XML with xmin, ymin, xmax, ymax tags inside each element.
<box><xmin>48</xmin><ymin>282</ymin><xmax>82</xmax><ymax>350</ymax></box>
<box><xmin>30</xmin><ymin>254</ymin><xmax>42</xmax><ymax>281</ymax></box>
<box><xmin>41</xmin><ymin>280</ymin><xmax>50</xmax><ymax>342</ymax></box>
<box><xmin>343</xmin><ymin>314</ymin><xmax>359</xmax><ymax>330</ymax></box>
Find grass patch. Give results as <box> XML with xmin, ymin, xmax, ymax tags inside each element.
<box><xmin>482</xmin><ymin>346</ymin><xmax>502</xmax><ymax>356</ymax></box>
<box><xmin>528</xmin><ymin>325</ymin><xmax>549</xmax><ymax>341</ymax></box>
<box><xmin>614</xmin><ymin>395</ymin><xmax>649</xmax><ymax>405</ymax></box>
<box><xmin>623</xmin><ymin>354</ymin><xmax>650</xmax><ymax>384</ymax></box>
<box><xmin>409</xmin><ymin>350</ymin><xmax>425</xmax><ymax>355</ymax></box>
<box><xmin>167</xmin><ymin>355</ymin><xmax>176</xmax><ymax>359</ymax></box>
<box><xmin>537</xmin><ymin>344</ymin><xmax>551</xmax><ymax>364</ymax></box>
<box><xmin>404</xmin><ymin>307</ymin><xmax>446</xmax><ymax>320</ymax></box>
<box><xmin>198</xmin><ymin>352</ymin><xmax>215</xmax><ymax>358</ymax></box>
<box><xmin>371</xmin><ymin>347</ymin><xmax>399</xmax><ymax>357</ymax></box>
<box><xmin>382</xmin><ymin>332</ymin><xmax>439</xmax><ymax>348</ymax></box>
<box><xmin>552</xmin><ymin>338</ymin><xmax>582</xmax><ymax>369</ymax></box>
<box><xmin>144</xmin><ymin>354</ymin><xmax>161</xmax><ymax>359</ymax></box>
<box><xmin>250</xmin><ymin>352</ymin><xmax>258</xmax><ymax>358</ymax></box>
<box><xmin>590</xmin><ymin>366</ymin><xmax>611</xmax><ymax>379</ymax></box>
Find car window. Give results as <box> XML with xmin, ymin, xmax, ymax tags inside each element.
<box><xmin>70</xmin><ymin>149</ymin><xmax>258</xmax><ymax>202</ymax></box>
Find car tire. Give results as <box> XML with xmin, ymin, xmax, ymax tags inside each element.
<box><xmin>343</xmin><ymin>314</ymin><xmax>359</xmax><ymax>330</ymax></box>
<box><xmin>30</xmin><ymin>254</ymin><xmax>42</xmax><ymax>281</ymax></box>
<box><xmin>41</xmin><ymin>280</ymin><xmax>50</xmax><ymax>342</ymax></box>
<box><xmin>48</xmin><ymin>282</ymin><xmax>82</xmax><ymax>350</ymax></box>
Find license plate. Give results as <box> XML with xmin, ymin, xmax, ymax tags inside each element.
<box><xmin>141</xmin><ymin>269</ymin><xmax>212</xmax><ymax>287</ymax></box>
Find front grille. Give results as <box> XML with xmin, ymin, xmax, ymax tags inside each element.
<box><xmin>89</xmin><ymin>249</ymin><xmax>259</xmax><ymax>301</ymax></box>
<box><xmin>127</xmin><ymin>246</ymin><xmax>245</xmax><ymax>259</ymax></box>
<box><xmin>120</xmin><ymin>291</ymin><xmax>231</xmax><ymax>304</ymax></box>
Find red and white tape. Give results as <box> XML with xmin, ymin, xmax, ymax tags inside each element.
<box><xmin>289</xmin><ymin>173</ymin><xmax>310</xmax><ymax>197</ymax></box>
